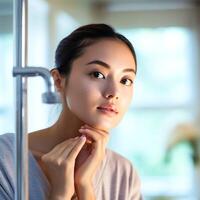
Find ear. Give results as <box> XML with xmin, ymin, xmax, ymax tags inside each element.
<box><xmin>50</xmin><ymin>68</ymin><xmax>65</xmax><ymax>93</ymax></box>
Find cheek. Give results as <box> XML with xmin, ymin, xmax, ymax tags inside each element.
<box><xmin>64</xmin><ymin>78</ymin><xmax>134</xmax><ymax>131</ymax></box>
<box><xmin>121</xmin><ymin>89</ymin><xmax>133</xmax><ymax>112</ymax></box>
<box><xmin>65</xmin><ymin>81</ymin><xmax>100</xmax><ymax>116</ymax></box>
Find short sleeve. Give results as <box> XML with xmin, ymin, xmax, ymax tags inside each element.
<box><xmin>0</xmin><ymin>133</ymin><xmax>15</xmax><ymax>200</ymax></box>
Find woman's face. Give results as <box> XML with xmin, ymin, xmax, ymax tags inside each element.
<box><xmin>63</xmin><ymin>39</ymin><xmax>136</xmax><ymax>131</ymax></box>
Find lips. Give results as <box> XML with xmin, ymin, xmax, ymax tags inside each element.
<box><xmin>97</xmin><ymin>104</ymin><xmax>118</xmax><ymax>115</ymax></box>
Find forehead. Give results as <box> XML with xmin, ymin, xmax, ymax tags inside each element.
<box><xmin>74</xmin><ymin>39</ymin><xmax>136</xmax><ymax>70</ymax></box>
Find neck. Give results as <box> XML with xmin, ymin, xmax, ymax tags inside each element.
<box><xmin>29</xmin><ymin>107</ymin><xmax>85</xmax><ymax>155</ymax></box>
<box><xmin>49</xmin><ymin>108</ymin><xmax>85</xmax><ymax>143</ymax></box>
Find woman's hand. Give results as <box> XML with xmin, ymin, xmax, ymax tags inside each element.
<box><xmin>75</xmin><ymin>125</ymin><xmax>109</xmax><ymax>197</ymax></box>
<box><xmin>40</xmin><ymin>136</ymin><xmax>86</xmax><ymax>200</ymax></box>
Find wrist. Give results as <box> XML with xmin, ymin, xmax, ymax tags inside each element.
<box><xmin>49</xmin><ymin>191</ymin><xmax>72</xmax><ymax>200</ymax></box>
<box><xmin>76</xmin><ymin>183</ymin><xmax>95</xmax><ymax>200</ymax></box>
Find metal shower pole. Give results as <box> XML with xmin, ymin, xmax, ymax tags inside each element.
<box><xmin>13</xmin><ymin>0</ymin><xmax>59</xmax><ymax>199</ymax></box>
<box><xmin>14</xmin><ymin>0</ymin><xmax>29</xmax><ymax>199</ymax></box>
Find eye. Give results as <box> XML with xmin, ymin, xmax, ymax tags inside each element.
<box><xmin>121</xmin><ymin>78</ymin><xmax>133</xmax><ymax>86</ymax></box>
<box><xmin>89</xmin><ymin>71</ymin><xmax>105</xmax><ymax>79</ymax></box>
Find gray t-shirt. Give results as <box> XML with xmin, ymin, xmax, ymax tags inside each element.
<box><xmin>0</xmin><ymin>133</ymin><xmax>142</xmax><ymax>200</ymax></box>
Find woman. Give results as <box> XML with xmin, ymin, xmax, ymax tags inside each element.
<box><xmin>0</xmin><ymin>24</ymin><xmax>142</xmax><ymax>200</ymax></box>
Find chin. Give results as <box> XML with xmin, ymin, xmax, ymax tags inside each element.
<box><xmin>76</xmin><ymin>112</ymin><xmax>120</xmax><ymax>132</ymax></box>
<box><xmin>87</xmin><ymin>120</ymin><xmax>118</xmax><ymax>132</ymax></box>
<box><xmin>92</xmin><ymin>124</ymin><xmax>111</xmax><ymax>132</ymax></box>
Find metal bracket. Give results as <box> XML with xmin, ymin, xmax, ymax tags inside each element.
<box><xmin>13</xmin><ymin>67</ymin><xmax>60</xmax><ymax>104</ymax></box>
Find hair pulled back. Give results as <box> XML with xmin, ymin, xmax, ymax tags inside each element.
<box><xmin>55</xmin><ymin>23</ymin><xmax>137</xmax><ymax>76</ymax></box>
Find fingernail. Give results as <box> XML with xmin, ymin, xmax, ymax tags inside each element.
<box><xmin>80</xmin><ymin>135</ymin><xmax>86</xmax><ymax>140</ymax></box>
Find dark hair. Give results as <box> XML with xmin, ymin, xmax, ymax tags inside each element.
<box><xmin>55</xmin><ymin>23</ymin><xmax>137</xmax><ymax>76</ymax></box>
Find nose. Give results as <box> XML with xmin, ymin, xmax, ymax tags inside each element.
<box><xmin>103</xmin><ymin>80</ymin><xmax>119</xmax><ymax>100</ymax></box>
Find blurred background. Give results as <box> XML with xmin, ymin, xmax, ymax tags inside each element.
<box><xmin>1</xmin><ymin>0</ymin><xmax>200</xmax><ymax>199</ymax></box>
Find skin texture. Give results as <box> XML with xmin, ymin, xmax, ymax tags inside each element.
<box><xmin>63</xmin><ymin>39</ymin><xmax>136</xmax><ymax>131</ymax></box>
<box><xmin>28</xmin><ymin>38</ymin><xmax>136</xmax><ymax>200</ymax></box>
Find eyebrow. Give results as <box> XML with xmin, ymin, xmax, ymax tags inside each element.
<box><xmin>86</xmin><ymin>60</ymin><xmax>136</xmax><ymax>75</ymax></box>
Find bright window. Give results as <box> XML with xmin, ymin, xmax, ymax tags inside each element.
<box><xmin>108</xmin><ymin>27</ymin><xmax>195</xmax><ymax>197</ymax></box>
<box><xmin>0</xmin><ymin>34</ymin><xmax>15</xmax><ymax>134</ymax></box>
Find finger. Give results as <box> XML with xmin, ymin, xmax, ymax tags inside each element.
<box><xmin>58</xmin><ymin>137</ymin><xmax>84</xmax><ymax>161</ymax></box>
<box><xmin>46</xmin><ymin>137</ymin><xmax>79</xmax><ymax>158</ymax></box>
<box><xmin>42</xmin><ymin>137</ymin><xmax>82</xmax><ymax>165</ymax></box>
<box><xmin>79</xmin><ymin>128</ymin><xmax>106</xmax><ymax>144</ymax></box>
<box><xmin>78</xmin><ymin>129</ymin><xmax>107</xmax><ymax>159</ymax></box>
<box><xmin>82</xmin><ymin>124</ymin><xmax>109</xmax><ymax>137</ymax></box>
<box><xmin>67</xmin><ymin>136</ymin><xmax>86</xmax><ymax>161</ymax></box>
<box><xmin>41</xmin><ymin>138</ymin><xmax>76</xmax><ymax>163</ymax></box>
<box><xmin>80</xmin><ymin>125</ymin><xmax>109</xmax><ymax>143</ymax></box>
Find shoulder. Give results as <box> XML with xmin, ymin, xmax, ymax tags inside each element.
<box><xmin>0</xmin><ymin>133</ymin><xmax>15</xmax><ymax>144</ymax></box>
<box><xmin>0</xmin><ymin>132</ymin><xmax>15</xmax><ymax>167</ymax></box>
<box><xmin>105</xmin><ymin>148</ymin><xmax>141</xmax><ymax>183</ymax></box>
<box><xmin>0</xmin><ymin>133</ymin><xmax>15</xmax><ymax>164</ymax></box>
<box><xmin>106</xmin><ymin>148</ymin><xmax>134</xmax><ymax>171</ymax></box>
<box><xmin>0</xmin><ymin>133</ymin><xmax>15</xmax><ymax>199</ymax></box>
<box><xmin>0</xmin><ymin>133</ymin><xmax>15</xmax><ymax>156</ymax></box>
